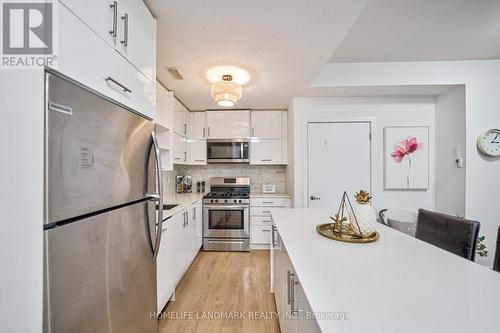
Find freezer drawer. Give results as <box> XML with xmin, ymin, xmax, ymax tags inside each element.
<box><xmin>44</xmin><ymin>201</ymin><xmax>157</xmax><ymax>333</ymax></box>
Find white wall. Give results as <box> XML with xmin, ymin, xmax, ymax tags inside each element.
<box><xmin>435</xmin><ymin>86</ymin><xmax>466</xmax><ymax>217</ymax></box>
<box><xmin>312</xmin><ymin>60</ymin><xmax>500</xmax><ymax>265</ymax></box>
<box><xmin>289</xmin><ymin>96</ymin><xmax>436</xmax><ymax>214</ymax></box>
<box><xmin>0</xmin><ymin>70</ymin><xmax>44</xmax><ymax>333</ymax></box>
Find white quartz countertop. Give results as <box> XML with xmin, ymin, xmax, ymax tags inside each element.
<box><xmin>162</xmin><ymin>192</ymin><xmax>204</xmax><ymax>219</ymax></box>
<box><xmin>270</xmin><ymin>208</ymin><xmax>500</xmax><ymax>333</ymax></box>
<box><xmin>250</xmin><ymin>192</ymin><xmax>291</xmax><ymax>198</ymax></box>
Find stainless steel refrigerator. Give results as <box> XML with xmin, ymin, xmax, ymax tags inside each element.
<box><xmin>43</xmin><ymin>72</ymin><xmax>163</xmax><ymax>333</ymax></box>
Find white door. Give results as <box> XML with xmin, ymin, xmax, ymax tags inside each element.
<box><xmin>307</xmin><ymin>122</ymin><xmax>371</xmax><ymax>209</ymax></box>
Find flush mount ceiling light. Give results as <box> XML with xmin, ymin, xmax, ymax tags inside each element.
<box><xmin>210</xmin><ymin>74</ymin><xmax>242</xmax><ymax>107</ymax></box>
<box><xmin>206</xmin><ymin>66</ymin><xmax>250</xmax><ymax>85</ymax></box>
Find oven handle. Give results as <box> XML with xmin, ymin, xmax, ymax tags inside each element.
<box><xmin>203</xmin><ymin>205</ymin><xmax>249</xmax><ymax>210</ymax></box>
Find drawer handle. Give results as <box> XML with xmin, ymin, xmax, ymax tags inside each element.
<box><xmin>262</xmin><ymin>210</ymin><xmax>271</xmax><ymax>213</ymax></box>
<box><xmin>194</xmin><ymin>159</ymin><xmax>205</xmax><ymax>162</ymax></box>
<box><xmin>262</xmin><ymin>229</ymin><xmax>271</xmax><ymax>232</ymax></box>
<box><xmin>262</xmin><ymin>201</ymin><xmax>274</xmax><ymax>204</ymax></box>
<box><xmin>261</xmin><ymin>159</ymin><xmax>272</xmax><ymax>162</ymax></box>
<box><xmin>262</xmin><ymin>220</ymin><xmax>271</xmax><ymax>223</ymax></box>
<box><xmin>105</xmin><ymin>77</ymin><xmax>131</xmax><ymax>93</ymax></box>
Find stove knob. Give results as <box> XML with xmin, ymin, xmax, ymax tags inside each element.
<box><xmin>233</xmin><ymin>199</ymin><xmax>237</xmax><ymax>203</ymax></box>
<box><xmin>239</xmin><ymin>200</ymin><xmax>242</xmax><ymax>203</ymax></box>
<box><xmin>215</xmin><ymin>199</ymin><xmax>218</xmax><ymax>203</ymax></box>
<box><xmin>210</xmin><ymin>199</ymin><xmax>214</xmax><ymax>203</ymax></box>
<box><xmin>224</xmin><ymin>199</ymin><xmax>228</xmax><ymax>203</ymax></box>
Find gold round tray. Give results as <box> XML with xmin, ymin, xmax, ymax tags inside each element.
<box><xmin>316</xmin><ymin>223</ymin><xmax>380</xmax><ymax>243</ymax></box>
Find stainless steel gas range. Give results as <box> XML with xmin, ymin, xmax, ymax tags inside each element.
<box><xmin>203</xmin><ymin>177</ymin><xmax>250</xmax><ymax>251</ymax></box>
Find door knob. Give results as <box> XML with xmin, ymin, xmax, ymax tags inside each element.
<box><xmin>310</xmin><ymin>195</ymin><xmax>320</xmax><ymax>200</ymax></box>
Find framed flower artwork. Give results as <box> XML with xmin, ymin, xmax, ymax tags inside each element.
<box><xmin>384</xmin><ymin>126</ymin><xmax>429</xmax><ymax>190</ymax></box>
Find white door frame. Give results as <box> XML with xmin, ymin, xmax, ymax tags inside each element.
<box><xmin>302</xmin><ymin>117</ymin><xmax>374</xmax><ymax>208</ymax></box>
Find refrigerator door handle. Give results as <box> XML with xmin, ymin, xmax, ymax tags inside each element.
<box><xmin>149</xmin><ymin>131</ymin><xmax>164</xmax><ymax>262</ymax></box>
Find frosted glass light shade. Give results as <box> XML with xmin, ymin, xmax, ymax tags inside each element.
<box><xmin>211</xmin><ymin>80</ymin><xmax>242</xmax><ymax>107</ymax></box>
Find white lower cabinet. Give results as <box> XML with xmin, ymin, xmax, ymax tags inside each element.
<box><xmin>250</xmin><ymin>197</ymin><xmax>290</xmax><ymax>249</ymax></box>
<box><xmin>272</xmin><ymin>228</ymin><xmax>321</xmax><ymax>333</ymax></box>
<box><xmin>157</xmin><ymin>200</ymin><xmax>202</xmax><ymax>313</ymax></box>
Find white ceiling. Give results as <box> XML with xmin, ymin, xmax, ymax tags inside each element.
<box><xmin>145</xmin><ymin>0</ymin><xmax>500</xmax><ymax>110</ymax></box>
<box><xmin>330</xmin><ymin>0</ymin><xmax>500</xmax><ymax>63</ymax></box>
<box><xmin>145</xmin><ymin>0</ymin><xmax>370</xmax><ymax>110</ymax></box>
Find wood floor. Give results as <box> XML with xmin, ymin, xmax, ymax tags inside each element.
<box><xmin>158</xmin><ymin>250</ymin><xmax>280</xmax><ymax>333</ymax></box>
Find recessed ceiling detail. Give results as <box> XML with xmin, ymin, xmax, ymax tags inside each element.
<box><xmin>145</xmin><ymin>0</ymin><xmax>371</xmax><ymax>110</ymax></box>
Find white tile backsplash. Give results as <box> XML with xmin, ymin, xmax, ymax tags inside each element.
<box><xmin>175</xmin><ymin>164</ymin><xmax>287</xmax><ymax>193</ymax></box>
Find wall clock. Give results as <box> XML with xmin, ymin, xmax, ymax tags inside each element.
<box><xmin>477</xmin><ymin>128</ymin><xmax>500</xmax><ymax>157</ymax></box>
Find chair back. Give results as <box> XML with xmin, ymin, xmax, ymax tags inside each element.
<box><xmin>415</xmin><ymin>209</ymin><xmax>480</xmax><ymax>261</ymax></box>
<box><xmin>494</xmin><ymin>227</ymin><xmax>500</xmax><ymax>272</ymax></box>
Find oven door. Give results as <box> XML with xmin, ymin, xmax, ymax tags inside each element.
<box><xmin>207</xmin><ymin>140</ymin><xmax>249</xmax><ymax>163</ymax></box>
<box><xmin>203</xmin><ymin>205</ymin><xmax>249</xmax><ymax>238</ymax></box>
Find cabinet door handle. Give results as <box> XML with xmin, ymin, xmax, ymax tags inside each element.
<box><xmin>120</xmin><ymin>13</ymin><xmax>129</xmax><ymax>46</ymax></box>
<box><xmin>193</xmin><ymin>207</ymin><xmax>196</xmax><ymax>220</ymax></box>
<box><xmin>290</xmin><ymin>274</ymin><xmax>298</xmax><ymax>314</ymax></box>
<box><xmin>272</xmin><ymin>225</ymin><xmax>278</xmax><ymax>247</ymax></box>
<box><xmin>105</xmin><ymin>76</ymin><xmax>131</xmax><ymax>93</ymax></box>
<box><xmin>109</xmin><ymin>1</ymin><xmax>118</xmax><ymax>38</ymax></box>
<box><xmin>184</xmin><ymin>123</ymin><xmax>187</xmax><ymax>135</ymax></box>
<box><xmin>252</xmin><ymin>127</ymin><xmax>255</xmax><ymax>137</ymax></box>
<box><xmin>208</xmin><ymin>127</ymin><xmax>211</xmax><ymax>137</ymax></box>
<box><xmin>286</xmin><ymin>270</ymin><xmax>292</xmax><ymax>305</ymax></box>
<box><xmin>203</xmin><ymin>127</ymin><xmax>205</xmax><ymax>138</ymax></box>
<box><xmin>184</xmin><ymin>151</ymin><xmax>187</xmax><ymax>162</ymax></box>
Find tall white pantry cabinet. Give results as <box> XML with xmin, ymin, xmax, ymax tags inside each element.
<box><xmin>0</xmin><ymin>1</ymin><xmax>156</xmax><ymax>332</ymax></box>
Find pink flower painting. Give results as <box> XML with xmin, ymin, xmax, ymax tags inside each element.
<box><xmin>390</xmin><ymin>137</ymin><xmax>422</xmax><ymax>189</ymax></box>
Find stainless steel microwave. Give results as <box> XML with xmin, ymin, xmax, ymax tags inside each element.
<box><xmin>207</xmin><ymin>139</ymin><xmax>249</xmax><ymax>163</ymax></box>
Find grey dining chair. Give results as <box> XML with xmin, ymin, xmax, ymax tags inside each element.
<box><xmin>493</xmin><ymin>226</ymin><xmax>500</xmax><ymax>273</ymax></box>
<box><xmin>415</xmin><ymin>209</ymin><xmax>480</xmax><ymax>261</ymax></box>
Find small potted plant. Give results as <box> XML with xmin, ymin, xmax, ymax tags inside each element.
<box><xmin>476</xmin><ymin>235</ymin><xmax>488</xmax><ymax>258</ymax></box>
<box><xmin>201</xmin><ymin>180</ymin><xmax>206</xmax><ymax>193</ymax></box>
<box><xmin>196</xmin><ymin>181</ymin><xmax>201</xmax><ymax>193</ymax></box>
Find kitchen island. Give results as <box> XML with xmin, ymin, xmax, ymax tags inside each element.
<box><xmin>270</xmin><ymin>208</ymin><xmax>500</xmax><ymax>333</ymax></box>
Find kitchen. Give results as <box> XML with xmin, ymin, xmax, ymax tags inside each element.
<box><xmin>2</xmin><ymin>1</ymin><xmax>500</xmax><ymax>333</ymax></box>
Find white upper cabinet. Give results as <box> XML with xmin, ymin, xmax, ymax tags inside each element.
<box><xmin>172</xmin><ymin>133</ymin><xmax>188</xmax><ymax>164</ymax></box>
<box><xmin>173</xmin><ymin>98</ymin><xmax>190</xmax><ymax>137</ymax></box>
<box><xmin>191</xmin><ymin>112</ymin><xmax>207</xmax><ymax>139</ymax></box>
<box><xmin>206</xmin><ymin>110</ymin><xmax>250</xmax><ymax>139</ymax></box>
<box><xmin>250</xmin><ymin>111</ymin><xmax>288</xmax><ymax>165</ymax></box>
<box><xmin>56</xmin><ymin>3</ymin><xmax>154</xmax><ymax>119</ymax></box>
<box><xmin>189</xmin><ymin>140</ymin><xmax>207</xmax><ymax>165</ymax></box>
<box><xmin>251</xmin><ymin>110</ymin><xmax>282</xmax><ymax>139</ymax></box>
<box><xmin>59</xmin><ymin>0</ymin><xmax>155</xmax><ymax>81</ymax></box>
<box><xmin>250</xmin><ymin>140</ymin><xmax>283</xmax><ymax>165</ymax></box>
<box><xmin>115</xmin><ymin>0</ymin><xmax>156</xmax><ymax>81</ymax></box>
<box><xmin>155</xmin><ymin>83</ymin><xmax>174</xmax><ymax>130</ymax></box>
